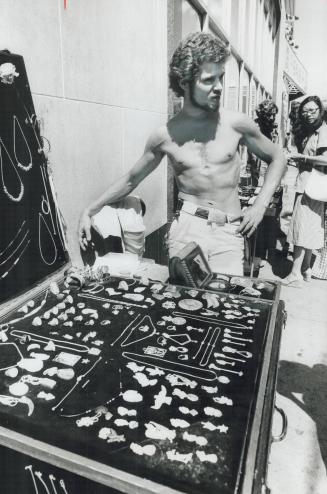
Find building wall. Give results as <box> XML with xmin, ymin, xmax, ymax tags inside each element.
<box><xmin>203</xmin><ymin>0</ymin><xmax>278</xmax><ymax>117</ymax></box>
<box><xmin>0</xmin><ymin>0</ymin><xmax>168</xmax><ymax>264</ymax></box>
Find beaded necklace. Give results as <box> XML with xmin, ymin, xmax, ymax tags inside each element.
<box><xmin>0</xmin><ymin>138</ymin><xmax>24</xmax><ymax>202</ymax></box>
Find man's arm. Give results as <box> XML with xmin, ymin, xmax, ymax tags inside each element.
<box><xmin>287</xmin><ymin>151</ymin><xmax>327</xmax><ymax>166</ymax></box>
<box><xmin>236</xmin><ymin>115</ymin><xmax>286</xmax><ymax>237</ymax></box>
<box><xmin>78</xmin><ymin>128</ymin><xmax>165</xmax><ymax>250</ymax></box>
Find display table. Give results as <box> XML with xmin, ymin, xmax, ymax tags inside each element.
<box><xmin>0</xmin><ymin>271</ymin><xmax>285</xmax><ymax>494</ymax></box>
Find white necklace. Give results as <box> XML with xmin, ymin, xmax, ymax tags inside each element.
<box><xmin>38</xmin><ymin>212</ymin><xmax>57</xmax><ymax>266</ymax></box>
<box><xmin>0</xmin><ymin>220</ymin><xmax>26</xmax><ymax>257</ymax></box>
<box><xmin>40</xmin><ymin>164</ymin><xmax>56</xmax><ymax>234</ymax></box>
<box><xmin>10</xmin><ymin>329</ymin><xmax>90</xmax><ymax>354</ymax></box>
<box><xmin>51</xmin><ymin>356</ymin><xmax>102</xmax><ymax>413</ymax></box>
<box><xmin>41</xmin><ymin>162</ymin><xmax>66</xmax><ymax>250</ymax></box>
<box><xmin>23</xmin><ymin>107</ymin><xmax>43</xmax><ymax>154</ymax></box>
<box><xmin>122</xmin><ymin>351</ymin><xmax>218</xmax><ymax>382</ymax></box>
<box><xmin>110</xmin><ymin>314</ymin><xmax>142</xmax><ymax>347</ymax></box>
<box><xmin>0</xmin><ymin>138</ymin><xmax>24</xmax><ymax>202</ymax></box>
<box><xmin>61</xmin><ymin>367</ymin><xmax>123</xmax><ymax>418</ymax></box>
<box><xmin>199</xmin><ymin>326</ymin><xmax>220</xmax><ymax>367</ymax></box>
<box><xmin>13</xmin><ymin>115</ymin><xmax>33</xmax><ymax>171</ymax></box>
<box><xmin>173</xmin><ymin>311</ymin><xmax>248</xmax><ymax>330</ymax></box>
<box><xmin>0</xmin><ymin>229</ymin><xmax>29</xmax><ymax>266</ymax></box>
<box><xmin>121</xmin><ymin>315</ymin><xmax>157</xmax><ymax>347</ymax></box>
<box><xmin>0</xmin><ymin>238</ymin><xmax>30</xmax><ymax>279</ymax></box>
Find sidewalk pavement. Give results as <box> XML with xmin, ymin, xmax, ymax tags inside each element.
<box><xmin>258</xmin><ymin>165</ymin><xmax>327</xmax><ymax>494</ymax></box>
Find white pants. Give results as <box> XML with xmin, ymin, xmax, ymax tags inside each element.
<box><xmin>167</xmin><ymin>210</ymin><xmax>244</xmax><ymax>276</ymax></box>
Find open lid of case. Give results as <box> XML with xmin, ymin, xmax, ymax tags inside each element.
<box><xmin>0</xmin><ymin>51</ymin><xmax>69</xmax><ymax>307</ymax></box>
<box><xmin>169</xmin><ymin>241</ymin><xmax>213</xmax><ymax>288</ymax></box>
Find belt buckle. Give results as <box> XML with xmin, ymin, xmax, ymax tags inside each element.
<box><xmin>208</xmin><ymin>208</ymin><xmax>227</xmax><ymax>226</ymax></box>
<box><xmin>195</xmin><ymin>207</ymin><xmax>209</xmax><ymax>219</ymax></box>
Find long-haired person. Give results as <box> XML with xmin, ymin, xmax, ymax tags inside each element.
<box><xmin>285</xmin><ymin>95</ymin><xmax>327</xmax><ymax>286</ymax></box>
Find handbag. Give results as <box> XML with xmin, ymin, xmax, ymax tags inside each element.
<box><xmin>304</xmin><ymin>167</ymin><xmax>327</xmax><ymax>202</ymax></box>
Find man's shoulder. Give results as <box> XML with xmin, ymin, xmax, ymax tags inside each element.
<box><xmin>221</xmin><ymin>108</ymin><xmax>257</xmax><ymax>135</ymax></box>
<box><xmin>221</xmin><ymin>108</ymin><xmax>252</xmax><ymax>124</ymax></box>
<box><xmin>147</xmin><ymin>124</ymin><xmax>169</xmax><ymax>150</ymax></box>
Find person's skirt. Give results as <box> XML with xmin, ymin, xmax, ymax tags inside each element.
<box><xmin>287</xmin><ymin>192</ymin><xmax>325</xmax><ymax>250</ymax></box>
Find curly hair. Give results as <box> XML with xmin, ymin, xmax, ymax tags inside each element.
<box><xmin>169</xmin><ymin>32</ymin><xmax>230</xmax><ymax>97</ymax></box>
<box><xmin>293</xmin><ymin>95</ymin><xmax>326</xmax><ymax>151</ymax></box>
<box><xmin>255</xmin><ymin>99</ymin><xmax>278</xmax><ymax>119</ymax></box>
<box><xmin>255</xmin><ymin>99</ymin><xmax>278</xmax><ymax>140</ymax></box>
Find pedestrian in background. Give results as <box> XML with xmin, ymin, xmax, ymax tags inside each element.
<box><xmin>249</xmin><ymin>100</ymin><xmax>281</xmax><ymax>265</ymax></box>
<box><xmin>285</xmin><ymin>95</ymin><xmax>327</xmax><ymax>287</ymax></box>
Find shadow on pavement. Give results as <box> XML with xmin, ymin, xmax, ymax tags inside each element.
<box><xmin>269</xmin><ymin>251</ymin><xmax>293</xmax><ymax>278</ymax></box>
<box><xmin>277</xmin><ymin>360</ymin><xmax>327</xmax><ymax>472</ymax></box>
<box><xmin>253</xmin><ymin>249</ymin><xmax>293</xmax><ymax>279</ymax></box>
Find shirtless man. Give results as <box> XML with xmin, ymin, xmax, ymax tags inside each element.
<box><xmin>79</xmin><ymin>32</ymin><xmax>286</xmax><ymax>275</ymax></box>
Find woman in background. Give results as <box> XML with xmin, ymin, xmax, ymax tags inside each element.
<box><xmin>285</xmin><ymin>95</ymin><xmax>327</xmax><ymax>287</ymax></box>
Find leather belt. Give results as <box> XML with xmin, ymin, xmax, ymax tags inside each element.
<box><xmin>176</xmin><ymin>199</ymin><xmax>240</xmax><ymax>225</ymax></box>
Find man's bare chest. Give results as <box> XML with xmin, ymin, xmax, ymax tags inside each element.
<box><xmin>162</xmin><ymin>133</ymin><xmax>240</xmax><ymax>169</ymax></box>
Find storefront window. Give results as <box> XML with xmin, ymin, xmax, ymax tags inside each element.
<box><xmin>224</xmin><ymin>55</ymin><xmax>239</xmax><ymax>111</ymax></box>
<box><xmin>240</xmin><ymin>69</ymin><xmax>250</xmax><ymax>114</ymax></box>
<box><xmin>250</xmin><ymin>78</ymin><xmax>257</xmax><ymax>119</ymax></box>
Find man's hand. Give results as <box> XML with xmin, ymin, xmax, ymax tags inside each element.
<box><xmin>236</xmin><ymin>203</ymin><xmax>266</xmax><ymax>238</ymax></box>
<box><xmin>78</xmin><ymin>211</ymin><xmax>93</xmax><ymax>251</ymax></box>
<box><xmin>286</xmin><ymin>151</ymin><xmax>305</xmax><ymax>161</ymax></box>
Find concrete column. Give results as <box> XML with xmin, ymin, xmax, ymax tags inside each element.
<box><xmin>273</xmin><ymin>1</ymin><xmax>287</xmax><ymax>139</ymax></box>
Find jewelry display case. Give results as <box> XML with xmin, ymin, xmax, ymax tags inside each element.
<box><xmin>0</xmin><ymin>273</ymin><xmax>286</xmax><ymax>494</ymax></box>
<box><xmin>0</xmin><ymin>50</ymin><xmax>286</xmax><ymax>494</ymax></box>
